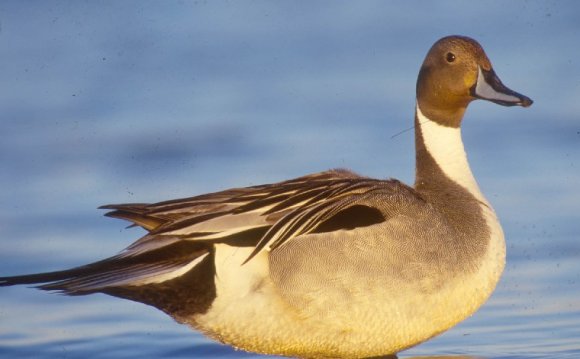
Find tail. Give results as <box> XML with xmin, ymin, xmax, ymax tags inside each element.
<box><xmin>0</xmin><ymin>240</ymin><xmax>210</xmax><ymax>295</ymax></box>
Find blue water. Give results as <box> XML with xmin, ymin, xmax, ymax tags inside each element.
<box><xmin>1</xmin><ymin>1</ymin><xmax>579</xmax><ymax>358</ymax></box>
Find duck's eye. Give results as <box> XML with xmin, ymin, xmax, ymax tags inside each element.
<box><xmin>446</xmin><ymin>52</ymin><xmax>456</xmax><ymax>63</ymax></box>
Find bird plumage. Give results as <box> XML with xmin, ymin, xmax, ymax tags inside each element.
<box><xmin>0</xmin><ymin>35</ymin><xmax>533</xmax><ymax>358</ymax></box>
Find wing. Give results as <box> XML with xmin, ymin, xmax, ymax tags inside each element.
<box><xmin>100</xmin><ymin>168</ymin><xmax>391</xmax><ymax>259</ymax></box>
<box><xmin>2</xmin><ymin>169</ymin><xmax>406</xmax><ymax>295</ymax></box>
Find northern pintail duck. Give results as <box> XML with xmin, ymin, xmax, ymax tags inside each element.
<box><xmin>1</xmin><ymin>35</ymin><xmax>532</xmax><ymax>358</ymax></box>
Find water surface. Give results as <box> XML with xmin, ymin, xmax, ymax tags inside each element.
<box><xmin>1</xmin><ymin>1</ymin><xmax>579</xmax><ymax>358</ymax></box>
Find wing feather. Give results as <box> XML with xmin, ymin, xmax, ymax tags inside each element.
<box><xmin>1</xmin><ymin>169</ymin><xmax>421</xmax><ymax>296</ymax></box>
<box><xmin>99</xmin><ymin>170</ymin><xmax>416</xmax><ymax>266</ymax></box>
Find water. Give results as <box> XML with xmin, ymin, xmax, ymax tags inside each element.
<box><xmin>1</xmin><ymin>1</ymin><xmax>579</xmax><ymax>358</ymax></box>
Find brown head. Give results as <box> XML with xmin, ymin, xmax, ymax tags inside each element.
<box><xmin>416</xmin><ymin>35</ymin><xmax>533</xmax><ymax>127</ymax></box>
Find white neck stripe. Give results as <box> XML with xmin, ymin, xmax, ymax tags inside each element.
<box><xmin>416</xmin><ymin>104</ymin><xmax>488</xmax><ymax>205</ymax></box>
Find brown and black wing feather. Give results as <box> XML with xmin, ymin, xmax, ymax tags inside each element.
<box><xmin>1</xmin><ymin>169</ymin><xmax>413</xmax><ymax>317</ymax></box>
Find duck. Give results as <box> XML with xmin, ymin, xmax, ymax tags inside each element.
<box><xmin>0</xmin><ymin>35</ymin><xmax>532</xmax><ymax>358</ymax></box>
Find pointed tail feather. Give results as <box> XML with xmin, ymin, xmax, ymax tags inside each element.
<box><xmin>1</xmin><ymin>241</ymin><xmax>210</xmax><ymax>295</ymax></box>
<box><xmin>1</xmin><ymin>268</ymin><xmax>89</xmax><ymax>287</ymax></box>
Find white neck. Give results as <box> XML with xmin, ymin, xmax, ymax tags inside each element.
<box><xmin>416</xmin><ymin>104</ymin><xmax>488</xmax><ymax>205</ymax></box>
